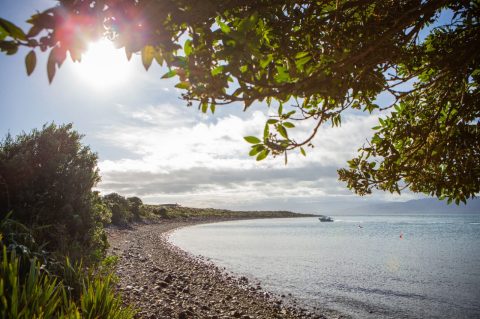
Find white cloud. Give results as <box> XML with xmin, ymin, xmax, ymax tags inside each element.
<box><xmin>95</xmin><ymin>103</ymin><xmax>399</xmax><ymax>209</ymax></box>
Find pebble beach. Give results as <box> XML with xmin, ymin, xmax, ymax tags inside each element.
<box><xmin>107</xmin><ymin>219</ymin><xmax>342</xmax><ymax>319</ymax></box>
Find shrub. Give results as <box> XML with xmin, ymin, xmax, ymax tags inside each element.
<box><xmin>0</xmin><ymin>123</ymin><xmax>109</xmax><ymax>262</ymax></box>
<box><xmin>103</xmin><ymin>193</ymin><xmax>133</xmax><ymax>225</ymax></box>
<box><xmin>127</xmin><ymin>196</ymin><xmax>143</xmax><ymax>219</ymax></box>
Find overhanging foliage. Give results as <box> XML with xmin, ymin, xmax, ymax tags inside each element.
<box><xmin>0</xmin><ymin>0</ymin><xmax>478</xmax><ymax>202</ymax></box>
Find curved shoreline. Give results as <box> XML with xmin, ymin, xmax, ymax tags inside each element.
<box><xmin>108</xmin><ymin>218</ymin><xmax>344</xmax><ymax>319</ymax></box>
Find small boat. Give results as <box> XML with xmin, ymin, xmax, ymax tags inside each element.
<box><xmin>318</xmin><ymin>216</ymin><xmax>334</xmax><ymax>222</ymax></box>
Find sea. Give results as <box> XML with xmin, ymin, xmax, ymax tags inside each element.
<box><xmin>169</xmin><ymin>214</ymin><xmax>480</xmax><ymax>319</ymax></box>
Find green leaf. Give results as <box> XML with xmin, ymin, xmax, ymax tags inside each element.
<box><xmin>25</xmin><ymin>50</ymin><xmax>36</xmax><ymax>76</ymax></box>
<box><xmin>175</xmin><ymin>81</ymin><xmax>190</xmax><ymax>90</ymax></box>
<box><xmin>161</xmin><ymin>69</ymin><xmax>177</xmax><ymax>79</ymax></box>
<box><xmin>211</xmin><ymin>65</ymin><xmax>224</xmax><ymax>76</ymax></box>
<box><xmin>267</xmin><ymin>119</ymin><xmax>278</xmax><ymax>124</ymax></box>
<box><xmin>0</xmin><ymin>18</ymin><xmax>26</xmax><ymax>40</ymax></box>
<box><xmin>244</xmin><ymin>136</ymin><xmax>261</xmax><ymax>144</ymax></box>
<box><xmin>274</xmin><ymin>65</ymin><xmax>290</xmax><ymax>83</ymax></box>
<box><xmin>201</xmin><ymin>102</ymin><xmax>208</xmax><ymax>113</ymax></box>
<box><xmin>141</xmin><ymin>45</ymin><xmax>155</xmax><ymax>70</ymax></box>
<box><xmin>249</xmin><ymin>148</ymin><xmax>259</xmax><ymax>156</ymax></box>
<box><xmin>47</xmin><ymin>49</ymin><xmax>56</xmax><ymax>84</ymax></box>
<box><xmin>277</xmin><ymin>125</ymin><xmax>288</xmax><ymax>139</ymax></box>
<box><xmin>154</xmin><ymin>50</ymin><xmax>163</xmax><ymax>65</ymax></box>
<box><xmin>295</xmin><ymin>56</ymin><xmax>311</xmax><ymax>69</ymax></box>
<box><xmin>249</xmin><ymin>145</ymin><xmax>264</xmax><ymax>156</ymax></box>
<box><xmin>256</xmin><ymin>149</ymin><xmax>269</xmax><ymax>161</ymax></box>
<box><xmin>260</xmin><ymin>54</ymin><xmax>273</xmax><ymax>69</ymax></box>
<box><xmin>300</xmin><ymin>147</ymin><xmax>306</xmax><ymax>156</ymax></box>
<box><xmin>263</xmin><ymin>123</ymin><xmax>269</xmax><ymax>138</ymax></box>
<box><xmin>283</xmin><ymin>122</ymin><xmax>295</xmax><ymax>128</ymax></box>
<box><xmin>239</xmin><ymin>65</ymin><xmax>248</xmax><ymax>73</ymax></box>
<box><xmin>210</xmin><ymin>104</ymin><xmax>216</xmax><ymax>114</ymax></box>
<box><xmin>0</xmin><ymin>25</ymin><xmax>7</xmax><ymax>41</ymax></box>
<box><xmin>173</xmin><ymin>55</ymin><xmax>188</xmax><ymax>68</ymax></box>
<box><xmin>295</xmin><ymin>51</ymin><xmax>309</xmax><ymax>59</ymax></box>
<box><xmin>184</xmin><ymin>39</ymin><xmax>193</xmax><ymax>56</ymax></box>
<box><xmin>216</xmin><ymin>17</ymin><xmax>231</xmax><ymax>34</ymax></box>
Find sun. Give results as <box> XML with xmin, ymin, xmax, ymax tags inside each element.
<box><xmin>72</xmin><ymin>39</ymin><xmax>132</xmax><ymax>89</ymax></box>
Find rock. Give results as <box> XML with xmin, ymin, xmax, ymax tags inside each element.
<box><xmin>165</xmin><ymin>274</ymin><xmax>174</xmax><ymax>283</ymax></box>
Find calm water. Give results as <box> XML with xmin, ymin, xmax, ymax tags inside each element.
<box><xmin>170</xmin><ymin>215</ymin><xmax>480</xmax><ymax>319</ymax></box>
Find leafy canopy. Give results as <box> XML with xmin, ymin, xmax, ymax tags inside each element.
<box><xmin>0</xmin><ymin>0</ymin><xmax>478</xmax><ymax>203</ymax></box>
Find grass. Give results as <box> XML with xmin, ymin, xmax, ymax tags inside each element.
<box><xmin>142</xmin><ymin>204</ymin><xmax>315</xmax><ymax>219</ymax></box>
<box><xmin>0</xmin><ymin>245</ymin><xmax>135</xmax><ymax>319</ymax></box>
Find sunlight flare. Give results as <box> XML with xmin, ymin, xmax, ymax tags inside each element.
<box><xmin>72</xmin><ymin>39</ymin><xmax>132</xmax><ymax>89</ymax></box>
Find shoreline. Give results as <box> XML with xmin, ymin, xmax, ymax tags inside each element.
<box><xmin>108</xmin><ymin>217</ymin><xmax>344</xmax><ymax>319</ymax></box>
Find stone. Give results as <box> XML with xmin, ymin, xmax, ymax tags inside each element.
<box><xmin>165</xmin><ymin>274</ymin><xmax>174</xmax><ymax>283</ymax></box>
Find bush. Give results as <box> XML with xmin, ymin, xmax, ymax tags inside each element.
<box><xmin>0</xmin><ymin>123</ymin><xmax>109</xmax><ymax>262</ymax></box>
<box><xmin>103</xmin><ymin>193</ymin><xmax>133</xmax><ymax>225</ymax></box>
<box><xmin>0</xmin><ymin>124</ymin><xmax>134</xmax><ymax>318</ymax></box>
<box><xmin>127</xmin><ymin>196</ymin><xmax>143</xmax><ymax>219</ymax></box>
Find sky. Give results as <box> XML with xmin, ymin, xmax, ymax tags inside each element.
<box><xmin>0</xmin><ymin>1</ymin><xmax>429</xmax><ymax>213</ymax></box>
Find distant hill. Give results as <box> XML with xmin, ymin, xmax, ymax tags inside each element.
<box><xmin>222</xmin><ymin>196</ymin><xmax>480</xmax><ymax>215</ymax></box>
<box><xmin>369</xmin><ymin>198</ymin><xmax>480</xmax><ymax>214</ymax></box>
<box><xmin>327</xmin><ymin>197</ymin><xmax>480</xmax><ymax>215</ymax></box>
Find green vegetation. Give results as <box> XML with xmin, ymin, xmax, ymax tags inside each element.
<box><xmin>103</xmin><ymin>193</ymin><xmax>134</xmax><ymax>226</ymax></box>
<box><xmin>143</xmin><ymin>204</ymin><xmax>314</xmax><ymax>220</ymax></box>
<box><xmin>0</xmin><ymin>1</ymin><xmax>478</xmax><ymax>202</ymax></box>
<box><xmin>0</xmin><ymin>123</ymin><xmax>108</xmax><ymax>262</ymax></box>
<box><xmin>0</xmin><ymin>244</ymin><xmax>134</xmax><ymax>319</ymax></box>
<box><xmin>0</xmin><ymin>124</ymin><xmax>310</xmax><ymax>318</ymax></box>
<box><xmin>0</xmin><ymin>125</ymin><xmax>134</xmax><ymax>319</ymax></box>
